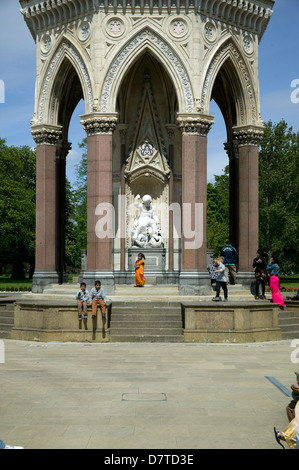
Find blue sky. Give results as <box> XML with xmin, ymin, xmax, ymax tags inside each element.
<box><xmin>0</xmin><ymin>0</ymin><xmax>298</xmax><ymax>185</ymax></box>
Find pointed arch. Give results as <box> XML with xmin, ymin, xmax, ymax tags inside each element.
<box><xmin>200</xmin><ymin>37</ymin><xmax>259</xmax><ymax>128</ymax></box>
<box><xmin>36</xmin><ymin>36</ymin><xmax>94</xmax><ymax>125</ymax></box>
<box><xmin>100</xmin><ymin>28</ymin><xmax>194</xmax><ymax>114</ymax></box>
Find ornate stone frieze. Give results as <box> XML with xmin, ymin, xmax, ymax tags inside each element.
<box><xmin>233</xmin><ymin>125</ymin><xmax>264</xmax><ymax>147</ymax></box>
<box><xmin>31</xmin><ymin>125</ymin><xmax>62</xmax><ymax>146</ymax></box>
<box><xmin>20</xmin><ymin>0</ymin><xmax>274</xmax><ymax>41</ymax></box>
<box><xmin>80</xmin><ymin>114</ymin><xmax>118</xmax><ymax>136</ymax></box>
<box><xmin>177</xmin><ymin>114</ymin><xmax>214</xmax><ymax>136</ymax></box>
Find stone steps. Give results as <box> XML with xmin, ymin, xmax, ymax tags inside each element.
<box><xmin>27</xmin><ymin>283</ymin><xmax>255</xmax><ymax>301</ymax></box>
<box><xmin>0</xmin><ymin>303</ymin><xmax>15</xmax><ymax>339</ymax></box>
<box><xmin>109</xmin><ymin>301</ymin><xmax>184</xmax><ymax>342</ymax></box>
<box><xmin>278</xmin><ymin>309</ymin><xmax>299</xmax><ymax>338</ymax></box>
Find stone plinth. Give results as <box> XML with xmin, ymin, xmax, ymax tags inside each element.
<box><xmin>11</xmin><ymin>300</ymin><xmax>110</xmax><ymax>343</ymax></box>
<box><xmin>128</xmin><ymin>247</ymin><xmax>169</xmax><ymax>284</ymax></box>
<box><xmin>182</xmin><ymin>301</ymin><xmax>282</xmax><ymax>343</ymax></box>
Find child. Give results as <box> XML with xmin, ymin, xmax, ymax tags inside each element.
<box><xmin>76</xmin><ymin>282</ymin><xmax>89</xmax><ymax>320</ymax></box>
<box><xmin>89</xmin><ymin>280</ymin><xmax>108</xmax><ymax>318</ymax></box>
<box><xmin>207</xmin><ymin>258</ymin><xmax>218</xmax><ymax>289</ymax></box>
<box><xmin>212</xmin><ymin>258</ymin><xmax>228</xmax><ymax>302</ymax></box>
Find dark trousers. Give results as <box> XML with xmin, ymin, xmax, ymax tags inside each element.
<box><xmin>216</xmin><ymin>281</ymin><xmax>228</xmax><ymax>299</ymax></box>
<box><xmin>255</xmin><ymin>279</ymin><xmax>265</xmax><ymax>296</ymax></box>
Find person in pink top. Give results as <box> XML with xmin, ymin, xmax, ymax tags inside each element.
<box><xmin>267</xmin><ymin>255</ymin><xmax>285</xmax><ymax>308</ymax></box>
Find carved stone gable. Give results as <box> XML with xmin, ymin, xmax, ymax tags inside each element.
<box><xmin>124</xmin><ymin>73</ymin><xmax>170</xmax><ymax>184</ymax></box>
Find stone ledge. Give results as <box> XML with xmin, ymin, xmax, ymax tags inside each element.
<box><xmin>182</xmin><ymin>301</ymin><xmax>282</xmax><ymax>343</ymax></box>
<box><xmin>11</xmin><ymin>301</ymin><xmax>110</xmax><ymax>343</ymax></box>
<box><xmin>11</xmin><ymin>298</ymin><xmax>282</xmax><ymax>343</ymax></box>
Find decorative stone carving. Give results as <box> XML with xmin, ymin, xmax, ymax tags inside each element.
<box><xmin>20</xmin><ymin>0</ymin><xmax>273</xmax><ymax>41</ymax></box>
<box><xmin>80</xmin><ymin>114</ymin><xmax>118</xmax><ymax>135</ymax></box>
<box><xmin>243</xmin><ymin>35</ymin><xmax>254</xmax><ymax>55</ymax></box>
<box><xmin>233</xmin><ymin>125</ymin><xmax>264</xmax><ymax>147</ymax></box>
<box><xmin>31</xmin><ymin>125</ymin><xmax>62</xmax><ymax>146</ymax></box>
<box><xmin>177</xmin><ymin>114</ymin><xmax>214</xmax><ymax>136</ymax></box>
<box><xmin>204</xmin><ymin>21</ymin><xmax>217</xmax><ymax>43</ymax></box>
<box><xmin>79</xmin><ymin>21</ymin><xmax>91</xmax><ymax>41</ymax></box>
<box><xmin>41</xmin><ymin>34</ymin><xmax>52</xmax><ymax>54</ymax></box>
<box><xmin>201</xmin><ymin>39</ymin><xmax>258</xmax><ymax>124</ymax></box>
<box><xmin>131</xmin><ymin>194</ymin><xmax>164</xmax><ymax>249</ymax></box>
<box><xmin>100</xmin><ymin>28</ymin><xmax>194</xmax><ymax>113</ymax></box>
<box><xmin>38</xmin><ymin>41</ymin><xmax>94</xmax><ymax>123</ymax></box>
<box><xmin>124</xmin><ymin>73</ymin><xmax>170</xmax><ymax>184</ymax></box>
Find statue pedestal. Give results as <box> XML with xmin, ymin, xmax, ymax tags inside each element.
<box><xmin>128</xmin><ymin>247</ymin><xmax>168</xmax><ymax>284</ymax></box>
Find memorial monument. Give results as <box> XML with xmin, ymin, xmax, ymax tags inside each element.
<box><xmin>20</xmin><ymin>0</ymin><xmax>274</xmax><ymax>295</ymax></box>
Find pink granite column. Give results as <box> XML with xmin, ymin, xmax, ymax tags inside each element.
<box><xmin>166</xmin><ymin>124</ymin><xmax>177</xmax><ymax>273</ymax></box>
<box><xmin>31</xmin><ymin>125</ymin><xmax>62</xmax><ymax>292</ymax></box>
<box><xmin>233</xmin><ymin>126</ymin><xmax>264</xmax><ymax>273</ymax></box>
<box><xmin>177</xmin><ymin>115</ymin><xmax>214</xmax><ymax>294</ymax></box>
<box><xmin>81</xmin><ymin>114</ymin><xmax>118</xmax><ymax>294</ymax></box>
<box><xmin>119</xmin><ymin>125</ymin><xmax>128</xmax><ymax>273</ymax></box>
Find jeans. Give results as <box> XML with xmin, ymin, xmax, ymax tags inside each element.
<box><xmin>216</xmin><ymin>281</ymin><xmax>228</xmax><ymax>299</ymax></box>
<box><xmin>0</xmin><ymin>440</ymin><xmax>6</xmax><ymax>449</ymax></box>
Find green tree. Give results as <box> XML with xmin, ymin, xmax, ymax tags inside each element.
<box><xmin>207</xmin><ymin>166</ymin><xmax>230</xmax><ymax>256</ymax></box>
<box><xmin>258</xmin><ymin>120</ymin><xmax>299</xmax><ymax>272</ymax></box>
<box><xmin>0</xmin><ymin>139</ymin><xmax>36</xmax><ymax>278</ymax></box>
<box><xmin>64</xmin><ymin>138</ymin><xmax>87</xmax><ymax>270</ymax></box>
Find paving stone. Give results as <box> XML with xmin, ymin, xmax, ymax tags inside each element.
<box><xmin>0</xmin><ymin>339</ymin><xmax>296</xmax><ymax>449</ymax></box>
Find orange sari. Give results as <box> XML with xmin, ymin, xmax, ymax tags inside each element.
<box><xmin>135</xmin><ymin>259</ymin><xmax>145</xmax><ymax>286</ymax></box>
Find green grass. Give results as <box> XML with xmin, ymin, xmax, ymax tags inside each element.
<box><xmin>0</xmin><ymin>276</ymin><xmax>32</xmax><ymax>292</ymax></box>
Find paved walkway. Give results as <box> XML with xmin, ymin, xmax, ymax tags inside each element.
<box><xmin>0</xmin><ymin>338</ymin><xmax>296</xmax><ymax>450</ymax></box>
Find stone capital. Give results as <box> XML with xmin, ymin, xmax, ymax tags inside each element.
<box><xmin>80</xmin><ymin>113</ymin><xmax>119</xmax><ymax>136</ymax></box>
<box><xmin>31</xmin><ymin>124</ymin><xmax>62</xmax><ymax>146</ymax></box>
<box><xmin>177</xmin><ymin>114</ymin><xmax>214</xmax><ymax>136</ymax></box>
<box><xmin>232</xmin><ymin>125</ymin><xmax>264</xmax><ymax>147</ymax></box>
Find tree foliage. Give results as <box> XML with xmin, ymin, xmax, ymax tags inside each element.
<box><xmin>0</xmin><ymin>139</ymin><xmax>36</xmax><ymax>277</ymax></box>
<box><xmin>64</xmin><ymin>138</ymin><xmax>87</xmax><ymax>270</ymax></box>
<box><xmin>258</xmin><ymin>120</ymin><xmax>299</xmax><ymax>272</ymax></box>
<box><xmin>207</xmin><ymin>165</ymin><xmax>230</xmax><ymax>256</ymax></box>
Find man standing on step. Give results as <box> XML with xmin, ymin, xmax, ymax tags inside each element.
<box><xmin>221</xmin><ymin>241</ymin><xmax>239</xmax><ymax>285</ymax></box>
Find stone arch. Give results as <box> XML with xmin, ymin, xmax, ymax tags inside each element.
<box><xmin>100</xmin><ymin>27</ymin><xmax>194</xmax><ymax>114</ymax></box>
<box><xmin>36</xmin><ymin>36</ymin><xmax>94</xmax><ymax>125</ymax></box>
<box><xmin>200</xmin><ymin>37</ymin><xmax>259</xmax><ymax>129</ymax></box>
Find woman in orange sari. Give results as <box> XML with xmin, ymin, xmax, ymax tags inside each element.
<box><xmin>134</xmin><ymin>253</ymin><xmax>145</xmax><ymax>287</ymax></box>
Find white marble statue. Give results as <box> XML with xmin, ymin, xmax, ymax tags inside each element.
<box><xmin>131</xmin><ymin>194</ymin><xmax>164</xmax><ymax>248</ymax></box>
